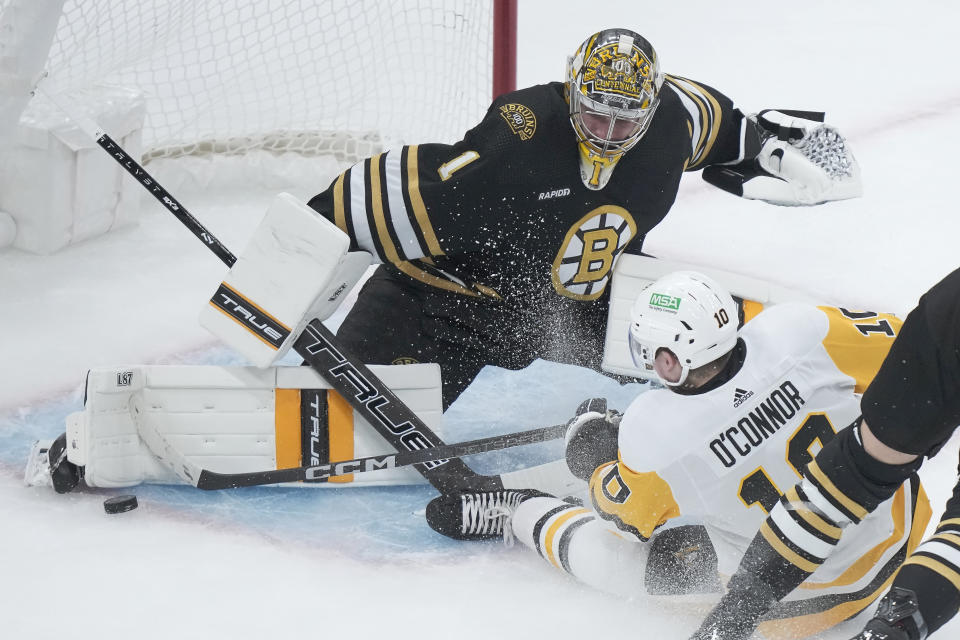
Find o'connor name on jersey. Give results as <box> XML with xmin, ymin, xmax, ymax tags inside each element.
<box><xmin>709</xmin><ymin>380</ymin><xmax>806</xmax><ymax>468</ymax></box>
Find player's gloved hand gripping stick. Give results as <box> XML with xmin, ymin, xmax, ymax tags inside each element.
<box><xmin>35</xmin><ymin>84</ymin><xmax>528</xmax><ymax>493</ymax></box>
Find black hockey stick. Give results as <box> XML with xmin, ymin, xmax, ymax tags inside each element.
<box><xmin>193</xmin><ymin>422</ymin><xmax>566</xmax><ymax>490</ymax></box>
<box><xmin>41</xmin><ymin>89</ymin><xmax>517</xmax><ymax>493</ymax></box>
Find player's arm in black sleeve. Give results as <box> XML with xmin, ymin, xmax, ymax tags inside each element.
<box><xmin>661</xmin><ymin>75</ymin><xmax>760</xmax><ymax>171</ymax></box>
<box><xmin>306</xmin><ymin>98</ymin><xmax>514</xmax><ymax>264</ymax></box>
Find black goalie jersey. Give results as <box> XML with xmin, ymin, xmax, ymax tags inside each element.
<box><xmin>308</xmin><ymin>77</ymin><xmax>751</xmax><ymax>405</ymax></box>
<box><xmin>308</xmin><ymin>77</ymin><xmax>746</xmax><ymax>307</ymax></box>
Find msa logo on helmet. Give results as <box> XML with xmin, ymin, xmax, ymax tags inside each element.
<box><xmin>552</xmin><ymin>205</ymin><xmax>638</xmax><ymax>300</ymax></box>
<box><xmin>649</xmin><ymin>293</ymin><xmax>681</xmax><ymax>312</ymax></box>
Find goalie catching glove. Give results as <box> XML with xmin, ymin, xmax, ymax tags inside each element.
<box><xmin>564</xmin><ymin>397</ymin><xmax>622</xmax><ymax>481</ymax></box>
<box><xmin>703</xmin><ymin>109</ymin><xmax>862</xmax><ymax>206</ymax></box>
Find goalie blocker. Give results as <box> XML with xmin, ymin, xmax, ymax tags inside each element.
<box><xmin>199</xmin><ymin>192</ymin><xmax>371</xmax><ymax>369</ymax></box>
<box><xmin>49</xmin><ymin>363</ymin><xmax>444</xmax><ymax>490</ymax></box>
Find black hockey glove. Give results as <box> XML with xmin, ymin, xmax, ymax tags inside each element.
<box><xmin>564</xmin><ymin>398</ymin><xmax>622</xmax><ymax>481</ymax></box>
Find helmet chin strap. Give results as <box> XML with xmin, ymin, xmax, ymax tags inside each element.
<box><xmin>660</xmin><ymin>368</ymin><xmax>689</xmax><ymax>387</ymax></box>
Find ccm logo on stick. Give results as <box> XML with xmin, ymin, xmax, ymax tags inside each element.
<box><xmin>305</xmin><ymin>455</ymin><xmax>397</xmax><ymax>480</ymax></box>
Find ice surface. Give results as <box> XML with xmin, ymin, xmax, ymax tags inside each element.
<box><xmin>2</xmin><ymin>1</ymin><xmax>960</xmax><ymax>639</ymax></box>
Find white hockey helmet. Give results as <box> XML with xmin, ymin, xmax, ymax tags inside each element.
<box><xmin>628</xmin><ymin>271</ymin><xmax>738</xmax><ymax>386</ymax></box>
<box><xmin>566</xmin><ymin>28</ymin><xmax>664</xmax><ymax>160</ymax></box>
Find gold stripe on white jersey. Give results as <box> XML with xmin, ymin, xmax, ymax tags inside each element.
<box><xmin>785</xmin><ymin>486</ymin><xmax>843</xmax><ymax>540</ymax></box>
<box><xmin>539</xmin><ymin>507</ymin><xmax>594</xmax><ymax>571</ymax></box>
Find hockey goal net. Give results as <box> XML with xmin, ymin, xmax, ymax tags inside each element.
<box><xmin>3</xmin><ymin>0</ymin><xmax>515</xmax><ymax>170</ymax></box>
<box><xmin>0</xmin><ymin>0</ymin><xmax>515</xmax><ymax>252</ymax></box>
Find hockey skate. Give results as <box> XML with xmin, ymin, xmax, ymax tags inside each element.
<box><xmin>23</xmin><ymin>433</ymin><xmax>82</xmax><ymax>493</ymax></box>
<box><xmin>23</xmin><ymin>439</ymin><xmax>54</xmax><ymax>487</ymax></box>
<box><xmin>426</xmin><ymin>489</ymin><xmax>546</xmax><ymax>541</ymax></box>
<box><xmin>848</xmin><ymin>587</ymin><xmax>927</xmax><ymax>640</ymax></box>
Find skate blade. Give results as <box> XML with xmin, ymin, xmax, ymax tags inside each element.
<box><xmin>23</xmin><ymin>439</ymin><xmax>54</xmax><ymax>487</ymax></box>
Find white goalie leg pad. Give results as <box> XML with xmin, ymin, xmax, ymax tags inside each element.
<box><xmin>68</xmin><ymin>367</ymin><xmax>181</xmax><ymax>487</ymax></box>
<box><xmin>72</xmin><ymin>363</ymin><xmax>443</xmax><ymax>488</ymax></box>
<box><xmin>199</xmin><ymin>192</ymin><xmax>371</xmax><ymax>368</ymax></box>
<box><xmin>602</xmin><ymin>254</ymin><xmax>824</xmax><ymax>379</ymax></box>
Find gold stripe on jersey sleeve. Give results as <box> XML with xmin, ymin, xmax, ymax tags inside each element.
<box><xmin>683</xmin><ymin>78</ymin><xmax>723</xmax><ymax>167</ymax></box>
<box><xmin>800</xmin><ymin>487</ymin><xmax>912</xmax><ymax>589</ymax></box>
<box><xmin>940</xmin><ymin>518</ymin><xmax>960</xmax><ymax>530</ymax></box>
<box><xmin>785</xmin><ymin>487</ymin><xmax>842</xmax><ymax>540</ymax></box>
<box><xmin>666</xmin><ymin>76</ymin><xmax>723</xmax><ymax>169</ymax></box>
<box><xmin>370</xmin><ymin>154</ymin><xmax>480</xmax><ymax>297</ymax></box>
<box><xmin>394</xmin><ymin>261</ymin><xmax>479</xmax><ymax>297</ymax></box>
<box><xmin>818</xmin><ymin>306</ymin><xmax>902</xmax><ymax>393</ymax></box>
<box><xmin>332</xmin><ymin>172</ymin><xmax>347</xmax><ymax>234</ymax></box>
<box><xmin>902</xmin><ymin>555</ymin><xmax>960</xmax><ymax>592</ymax></box>
<box><xmin>760</xmin><ymin>483</ymin><xmax>931</xmax><ymax>639</ymax></box>
<box><xmin>760</xmin><ymin>521</ymin><xmax>821</xmax><ymax>573</ymax></box>
<box><xmin>666</xmin><ymin>77</ymin><xmax>709</xmax><ymax>166</ymax></box>
<box><xmin>808</xmin><ymin>460</ymin><xmax>869</xmax><ymax>522</ymax></box>
<box><xmin>369</xmin><ymin>153</ymin><xmax>402</xmax><ymax>264</ymax></box>
<box><xmin>932</xmin><ymin>532</ymin><xmax>960</xmax><ymax>548</ymax></box>
<box><xmin>543</xmin><ymin>508</ymin><xmax>592</xmax><ymax>570</ymax></box>
<box><xmin>406</xmin><ymin>145</ymin><xmax>444</xmax><ymax>256</ymax></box>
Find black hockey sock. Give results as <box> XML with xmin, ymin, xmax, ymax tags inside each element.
<box><xmin>886</xmin><ymin>476</ymin><xmax>960</xmax><ymax>636</ymax></box>
<box><xmin>889</xmin><ymin>564</ymin><xmax>960</xmax><ymax>636</ymax></box>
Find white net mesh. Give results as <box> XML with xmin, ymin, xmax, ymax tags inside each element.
<box><xmin>34</xmin><ymin>0</ymin><xmax>495</xmax><ymax>162</ymax></box>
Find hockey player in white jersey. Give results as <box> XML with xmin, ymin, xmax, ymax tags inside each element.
<box><xmin>426</xmin><ymin>271</ymin><xmax>931</xmax><ymax>640</ymax></box>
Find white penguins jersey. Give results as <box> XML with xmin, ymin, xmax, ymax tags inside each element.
<box><xmin>589</xmin><ymin>303</ymin><xmax>931</xmax><ymax>634</ymax></box>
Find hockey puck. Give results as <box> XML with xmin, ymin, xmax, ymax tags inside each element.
<box><xmin>103</xmin><ymin>495</ymin><xmax>138</xmax><ymax>514</ymax></box>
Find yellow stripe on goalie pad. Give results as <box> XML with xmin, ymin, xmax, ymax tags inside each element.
<box><xmin>275</xmin><ymin>388</ymin><xmax>302</xmax><ymax>469</ymax></box>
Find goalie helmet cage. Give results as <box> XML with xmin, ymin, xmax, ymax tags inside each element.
<box><xmin>1</xmin><ymin>0</ymin><xmax>517</xmax><ymax>171</ymax></box>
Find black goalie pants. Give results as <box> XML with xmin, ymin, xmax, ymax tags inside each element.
<box><xmin>333</xmin><ymin>265</ymin><xmax>611</xmax><ymax>409</ymax></box>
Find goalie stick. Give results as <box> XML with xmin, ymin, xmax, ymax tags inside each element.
<box><xmin>37</xmin><ymin>86</ymin><xmax>540</xmax><ymax>494</ymax></box>
<box><xmin>170</xmin><ymin>422</ymin><xmax>565</xmax><ymax>490</ymax></box>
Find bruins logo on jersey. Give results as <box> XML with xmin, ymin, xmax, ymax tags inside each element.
<box><xmin>499</xmin><ymin>103</ymin><xmax>537</xmax><ymax>140</ymax></box>
<box><xmin>552</xmin><ymin>205</ymin><xmax>637</xmax><ymax>300</ymax></box>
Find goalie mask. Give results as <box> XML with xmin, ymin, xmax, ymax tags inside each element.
<box><xmin>567</xmin><ymin>28</ymin><xmax>664</xmax><ymax>190</ymax></box>
<box><xmin>628</xmin><ymin>271</ymin><xmax>737</xmax><ymax>387</ymax></box>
